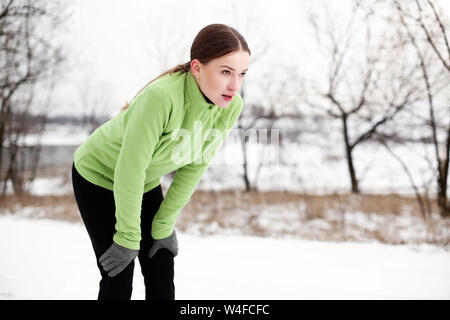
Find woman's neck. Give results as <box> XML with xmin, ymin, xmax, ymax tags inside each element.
<box><xmin>200</xmin><ymin>90</ymin><xmax>213</xmax><ymax>104</ymax></box>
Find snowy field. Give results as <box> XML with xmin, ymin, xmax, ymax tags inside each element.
<box><xmin>2</xmin><ymin>120</ymin><xmax>450</xmax><ymax>300</ymax></box>
<box><xmin>1</xmin><ymin>214</ymin><xmax>449</xmax><ymax>300</ymax></box>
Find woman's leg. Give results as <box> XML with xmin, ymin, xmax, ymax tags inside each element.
<box><xmin>138</xmin><ymin>185</ymin><xmax>175</xmax><ymax>300</ymax></box>
<box><xmin>71</xmin><ymin>163</ymin><xmax>134</xmax><ymax>300</ymax></box>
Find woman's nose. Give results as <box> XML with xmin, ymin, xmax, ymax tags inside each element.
<box><xmin>227</xmin><ymin>75</ymin><xmax>239</xmax><ymax>91</ymax></box>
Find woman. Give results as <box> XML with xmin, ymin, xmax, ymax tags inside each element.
<box><xmin>71</xmin><ymin>23</ymin><xmax>251</xmax><ymax>300</ymax></box>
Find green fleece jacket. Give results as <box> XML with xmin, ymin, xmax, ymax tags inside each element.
<box><xmin>73</xmin><ymin>70</ymin><xmax>243</xmax><ymax>249</ymax></box>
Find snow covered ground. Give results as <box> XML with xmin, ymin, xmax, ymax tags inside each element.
<box><xmin>2</xmin><ymin>119</ymin><xmax>449</xmax><ymax>300</ymax></box>
<box><xmin>1</xmin><ymin>214</ymin><xmax>449</xmax><ymax>300</ymax></box>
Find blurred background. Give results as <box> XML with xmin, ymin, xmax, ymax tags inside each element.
<box><xmin>1</xmin><ymin>0</ymin><xmax>450</xmax><ymax>299</ymax></box>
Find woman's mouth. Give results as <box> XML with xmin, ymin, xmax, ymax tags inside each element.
<box><xmin>222</xmin><ymin>94</ymin><xmax>233</xmax><ymax>102</ymax></box>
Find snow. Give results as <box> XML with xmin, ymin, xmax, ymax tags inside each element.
<box><xmin>2</xmin><ymin>175</ymin><xmax>72</xmax><ymax>196</ymax></box>
<box><xmin>2</xmin><ymin>116</ymin><xmax>449</xmax><ymax>299</ymax></box>
<box><xmin>21</xmin><ymin>124</ymin><xmax>90</xmax><ymax>146</ymax></box>
<box><xmin>0</xmin><ymin>214</ymin><xmax>449</xmax><ymax>300</ymax></box>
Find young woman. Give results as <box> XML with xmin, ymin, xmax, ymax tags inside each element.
<box><xmin>71</xmin><ymin>23</ymin><xmax>251</xmax><ymax>300</ymax></box>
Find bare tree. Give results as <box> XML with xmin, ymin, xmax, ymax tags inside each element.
<box><xmin>391</xmin><ymin>0</ymin><xmax>450</xmax><ymax>217</ymax></box>
<box><xmin>236</xmin><ymin>64</ymin><xmax>302</xmax><ymax>191</ymax></box>
<box><xmin>0</xmin><ymin>0</ymin><xmax>65</xmax><ymax>197</ymax></box>
<box><xmin>226</xmin><ymin>0</ymin><xmax>302</xmax><ymax>192</ymax></box>
<box><xmin>304</xmin><ymin>0</ymin><xmax>423</xmax><ymax>193</ymax></box>
<box><xmin>414</xmin><ymin>0</ymin><xmax>450</xmax><ymax>73</ymax></box>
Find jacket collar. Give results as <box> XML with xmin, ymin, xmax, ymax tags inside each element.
<box><xmin>184</xmin><ymin>70</ymin><xmax>218</xmax><ymax>110</ymax></box>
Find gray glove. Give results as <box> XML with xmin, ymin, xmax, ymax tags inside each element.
<box><xmin>148</xmin><ymin>230</ymin><xmax>178</xmax><ymax>258</ymax></box>
<box><xmin>99</xmin><ymin>242</ymin><xmax>139</xmax><ymax>277</ymax></box>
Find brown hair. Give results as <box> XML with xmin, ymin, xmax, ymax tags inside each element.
<box><xmin>121</xmin><ymin>23</ymin><xmax>251</xmax><ymax>111</ymax></box>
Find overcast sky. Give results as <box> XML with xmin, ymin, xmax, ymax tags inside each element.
<box><xmin>53</xmin><ymin>0</ymin><xmax>450</xmax><ymax>117</ymax></box>
<box><xmin>56</xmin><ymin>0</ymin><xmax>299</xmax><ymax>117</ymax></box>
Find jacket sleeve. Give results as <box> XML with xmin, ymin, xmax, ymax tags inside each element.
<box><xmin>113</xmin><ymin>88</ymin><xmax>171</xmax><ymax>250</ymax></box>
<box><xmin>151</xmin><ymin>98</ymin><xmax>244</xmax><ymax>239</ymax></box>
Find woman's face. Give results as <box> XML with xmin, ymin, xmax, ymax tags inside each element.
<box><xmin>191</xmin><ymin>50</ymin><xmax>250</xmax><ymax>108</ymax></box>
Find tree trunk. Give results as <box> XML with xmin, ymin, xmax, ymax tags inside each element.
<box><xmin>439</xmin><ymin>126</ymin><xmax>450</xmax><ymax>217</ymax></box>
<box><xmin>241</xmin><ymin>134</ymin><xmax>251</xmax><ymax>192</ymax></box>
<box><xmin>341</xmin><ymin>114</ymin><xmax>360</xmax><ymax>193</ymax></box>
<box><xmin>437</xmin><ymin>144</ymin><xmax>450</xmax><ymax>217</ymax></box>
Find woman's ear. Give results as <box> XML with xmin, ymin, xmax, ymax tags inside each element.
<box><xmin>191</xmin><ymin>59</ymin><xmax>201</xmax><ymax>80</ymax></box>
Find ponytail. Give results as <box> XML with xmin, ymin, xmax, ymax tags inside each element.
<box><xmin>120</xmin><ymin>61</ymin><xmax>191</xmax><ymax>111</ymax></box>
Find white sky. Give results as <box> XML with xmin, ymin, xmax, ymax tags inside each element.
<box><xmin>56</xmin><ymin>0</ymin><xmax>292</xmax><ymax>115</ymax></box>
<box><xmin>55</xmin><ymin>0</ymin><xmax>325</xmax><ymax>116</ymax></box>
<box><xmin>53</xmin><ymin>0</ymin><xmax>450</xmax><ymax>117</ymax></box>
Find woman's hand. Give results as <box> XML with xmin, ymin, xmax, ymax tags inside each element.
<box><xmin>99</xmin><ymin>242</ymin><xmax>139</xmax><ymax>277</ymax></box>
<box><xmin>148</xmin><ymin>230</ymin><xmax>178</xmax><ymax>258</ymax></box>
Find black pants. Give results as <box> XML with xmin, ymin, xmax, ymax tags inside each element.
<box><xmin>71</xmin><ymin>162</ymin><xmax>175</xmax><ymax>300</ymax></box>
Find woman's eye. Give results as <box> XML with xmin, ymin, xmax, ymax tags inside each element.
<box><xmin>241</xmin><ymin>73</ymin><xmax>246</xmax><ymax>77</ymax></box>
<box><xmin>222</xmin><ymin>70</ymin><xmax>230</xmax><ymax>75</ymax></box>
